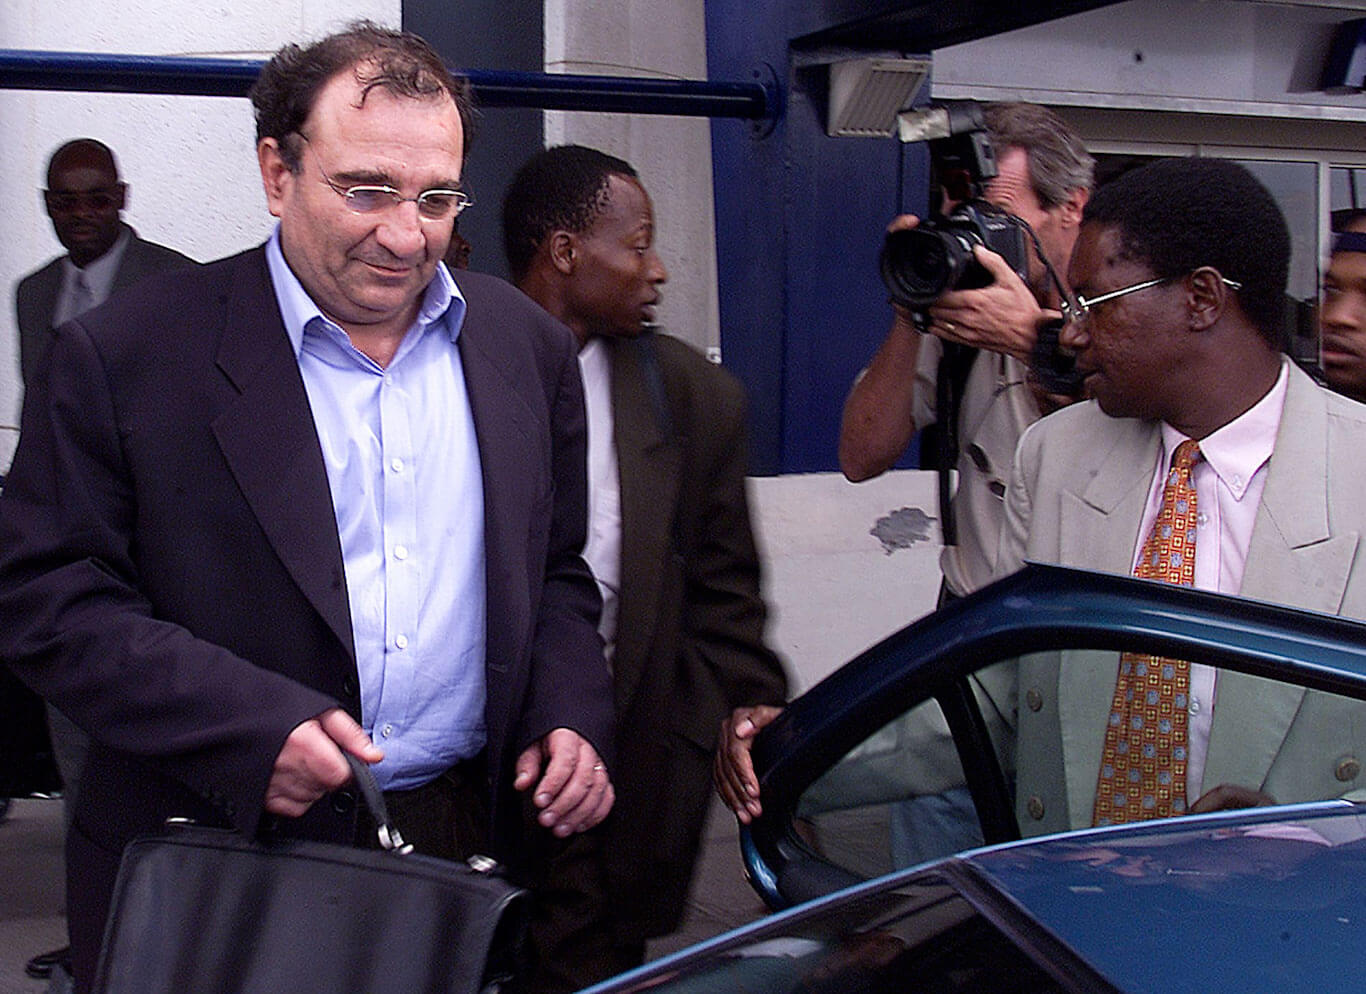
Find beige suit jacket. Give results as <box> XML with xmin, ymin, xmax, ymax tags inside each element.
<box><xmin>999</xmin><ymin>361</ymin><xmax>1366</xmax><ymax>834</ymax></box>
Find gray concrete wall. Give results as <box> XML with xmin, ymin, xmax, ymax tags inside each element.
<box><xmin>932</xmin><ymin>0</ymin><xmax>1366</xmax><ymax>122</ymax></box>
<box><xmin>750</xmin><ymin>470</ymin><xmax>945</xmax><ymax>693</ymax></box>
<box><xmin>543</xmin><ymin>0</ymin><xmax>720</xmax><ymax>357</ymax></box>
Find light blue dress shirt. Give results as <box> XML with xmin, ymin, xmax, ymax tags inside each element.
<box><xmin>266</xmin><ymin>229</ymin><xmax>486</xmax><ymax>790</ymax></box>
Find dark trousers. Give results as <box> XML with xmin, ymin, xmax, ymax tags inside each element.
<box><xmin>366</xmin><ymin>759</ymin><xmax>637</xmax><ymax>993</ymax></box>
<box><xmin>518</xmin><ymin>815</ymin><xmax>644</xmax><ymax>994</ymax></box>
<box><xmin>358</xmin><ymin>755</ymin><xmax>490</xmax><ymax>860</ymax></box>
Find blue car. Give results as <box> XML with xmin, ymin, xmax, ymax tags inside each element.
<box><xmin>587</xmin><ymin>802</ymin><xmax>1366</xmax><ymax>993</ymax></box>
<box><xmin>583</xmin><ymin>564</ymin><xmax>1366</xmax><ymax>993</ymax></box>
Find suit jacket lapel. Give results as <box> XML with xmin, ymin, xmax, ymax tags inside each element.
<box><xmin>209</xmin><ymin>249</ymin><xmax>355</xmax><ymax>662</ymax></box>
<box><xmin>1205</xmin><ymin>365</ymin><xmax>1358</xmax><ymax>791</ymax></box>
<box><xmin>611</xmin><ymin>336</ymin><xmax>682</xmax><ymax>712</ymax></box>
<box><xmin>1241</xmin><ymin>364</ymin><xmax>1357</xmax><ymax>615</ymax></box>
<box><xmin>111</xmin><ymin>227</ymin><xmax>146</xmax><ymax>294</ymax></box>
<box><xmin>456</xmin><ymin>296</ymin><xmax>536</xmax><ymax>690</ymax></box>
<box><xmin>28</xmin><ymin>263</ymin><xmax>62</xmax><ymax>332</ymax></box>
<box><xmin>1057</xmin><ymin>420</ymin><xmax>1160</xmax><ymax>819</ymax></box>
<box><xmin>1058</xmin><ymin>419</ymin><xmax>1160</xmax><ymax>572</ymax></box>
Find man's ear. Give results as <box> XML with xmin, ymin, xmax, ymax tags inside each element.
<box><xmin>113</xmin><ymin>182</ymin><xmax>128</xmax><ymax>213</ymax></box>
<box><xmin>548</xmin><ymin>230</ymin><xmax>576</xmax><ymax>275</ymax></box>
<box><xmin>1186</xmin><ymin>267</ymin><xmax>1228</xmax><ymax>332</ymax></box>
<box><xmin>1057</xmin><ymin>186</ymin><xmax>1089</xmax><ymax>229</ymax></box>
<box><xmin>257</xmin><ymin>138</ymin><xmax>292</xmax><ymax>219</ymax></box>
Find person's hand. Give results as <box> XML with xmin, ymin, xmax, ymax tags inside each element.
<box><xmin>887</xmin><ymin>213</ymin><xmax>920</xmax><ymax>235</ymax></box>
<box><xmin>514</xmin><ymin>727</ymin><xmax>614</xmax><ymax>838</ymax></box>
<box><xmin>927</xmin><ymin>246</ymin><xmax>1044</xmax><ymax>361</ymax></box>
<box><xmin>714</xmin><ymin>705</ymin><xmax>784</xmax><ymax>824</ymax></box>
<box><xmin>1190</xmin><ymin>783</ymin><xmax>1277</xmax><ymax>814</ymax></box>
<box><xmin>266</xmin><ymin>708</ymin><xmax>383</xmax><ymax>818</ymax></box>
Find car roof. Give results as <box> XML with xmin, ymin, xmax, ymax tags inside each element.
<box><xmin>966</xmin><ymin>802</ymin><xmax>1366</xmax><ymax>992</ymax></box>
<box><xmin>585</xmin><ymin>802</ymin><xmax>1366</xmax><ymax>994</ymax></box>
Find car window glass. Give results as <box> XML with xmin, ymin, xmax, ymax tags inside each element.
<box><xmin>792</xmin><ymin>645</ymin><xmax>1366</xmax><ymax>881</ymax></box>
<box><xmin>796</xmin><ymin>660</ymin><xmax>1015</xmax><ymax>878</ymax></box>
<box><xmin>1011</xmin><ymin>647</ymin><xmax>1366</xmax><ymax>835</ymax></box>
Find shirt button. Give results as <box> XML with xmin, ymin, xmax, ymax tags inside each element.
<box><xmin>382</xmin><ymin>724</ymin><xmax>394</xmax><ymax>739</ymax></box>
<box><xmin>1189</xmin><ymin>696</ymin><xmax>1200</xmax><ymax>715</ymax></box>
<box><xmin>390</xmin><ymin>457</ymin><xmax>405</xmax><ymax>473</ymax></box>
<box><xmin>395</xmin><ymin>634</ymin><xmax>409</xmax><ymax>650</ymax></box>
<box><xmin>394</xmin><ymin>545</ymin><xmax>409</xmax><ymax>561</ymax></box>
<box><xmin>1027</xmin><ymin>796</ymin><xmax>1046</xmax><ymax>821</ymax></box>
<box><xmin>1026</xmin><ymin>688</ymin><xmax>1044</xmax><ymax>713</ymax></box>
<box><xmin>1336</xmin><ymin>757</ymin><xmax>1361</xmax><ymax>782</ymax></box>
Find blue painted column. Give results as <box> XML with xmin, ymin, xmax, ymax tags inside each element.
<box><xmin>706</xmin><ymin>2</ymin><xmax>930</xmax><ymax>473</ymax></box>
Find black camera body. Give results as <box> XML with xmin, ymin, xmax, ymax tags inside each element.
<box><xmin>1031</xmin><ymin>315</ymin><xmax>1086</xmax><ymax>396</ymax></box>
<box><xmin>880</xmin><ymin>202</ymin><xmax>1029</xmax><ymax>310</ymax></box>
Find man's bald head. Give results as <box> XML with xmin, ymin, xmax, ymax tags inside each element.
<box><xmin>43</xmin><ymin>138</ymin><xmax>127</xmax><ymax>267</ymax></box>
<box><xmin>47</xmin><ymin>139</ymin><xmax>119</xmax><ymax>187</ymax></box>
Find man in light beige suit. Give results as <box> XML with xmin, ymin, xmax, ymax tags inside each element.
<box><xmin>1000</xmin><ymin>157</ymin><xmax>1366</xmax><ymax>836</ymax></box>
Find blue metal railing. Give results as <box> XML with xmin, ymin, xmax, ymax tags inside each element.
<box><xmin>0</xmin><ymin>49</ymin><xmax>776</xmax><ymax>120</ymax></box>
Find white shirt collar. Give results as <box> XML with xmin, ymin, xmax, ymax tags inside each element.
<box><xmin>263</xmin><ymin>225</ymin><xmax>463</xmax><ymax>358</ymax></box>
<box><xmin>1159</xmin><ymin>358</ymin><xmax>1289</xmax><ymax>501</ymax></box>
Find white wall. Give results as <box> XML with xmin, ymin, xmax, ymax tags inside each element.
<box><xmin>751</xmin><ymin>471</ymin><xmax>945</xmax><ymax>694</ymax></box>
<box><xmin>542</xmin><ymin>0</ymin><xmax>721</xmax><ymax>359</ymax></box>
<box><xmin>0</xmin><ymin>0</ymin><xmax>399</xmax><ymax>470</ymax></box>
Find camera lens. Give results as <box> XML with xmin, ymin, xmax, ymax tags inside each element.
<box><xmin>880</xmin><ymin>227</ymin><xmax>971</xmax><ymax>308</ymax></box>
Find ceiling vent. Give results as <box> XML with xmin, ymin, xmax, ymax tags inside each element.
<box><xmin>827</xmin><ymin>57</ymin><xmax>931</xmax><ymax>138</ymax></box>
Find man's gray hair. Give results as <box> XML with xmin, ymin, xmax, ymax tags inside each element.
<box><xmin>984</xmin><ymin>102</ymin><xmax>1094</xmax><ymax>208</ymax></box>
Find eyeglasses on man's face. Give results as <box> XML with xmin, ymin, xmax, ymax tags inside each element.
<box><xmin>44</xmin><ymin>186</ymin><xmax>123</xmax><ymax>213</ymax></box>
<box><xmin>1069</xmin><ymin>273</ymin><xmax>1243</xmax><ymax>321</ymax></box>
<box><xmin>296</xmin><ymin>133</ymin><xmax>472</xmax><ymax>223</ymax></box>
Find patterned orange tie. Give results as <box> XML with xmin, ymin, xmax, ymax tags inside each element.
<box><xmin>1093</xmin><ymin>439</ymin><xmax>1201</xmax><ymax>825</ymax></box>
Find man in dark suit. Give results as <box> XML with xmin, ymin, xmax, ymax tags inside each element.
<box><xmin>0</xmin><ymin>25</ymin><xmax>613</xmax><ymax>992</ymax></box>
<box><xmin>503</xmin><ymin>144</ymin><xmax>788</xmax><ymax>990</ymax></box>
<box><xmin>13</xmin><ymin>136</ymin><xmax>195</xmax><ymax>987</ymax></box>
<box><xmin>16</xmin><ymin>138</ymin><xmax>195</xmax><ymax>386</ymax></box>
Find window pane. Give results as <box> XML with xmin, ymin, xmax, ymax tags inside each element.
<box><xmin>796</xmin><ymin>663</ymin><xmax>1015</xmax><ymax>877</ymax></box>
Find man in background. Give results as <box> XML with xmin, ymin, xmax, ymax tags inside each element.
<box><xmin>13</xmin><ymin>136</ymin><xmax>194</xmax><ymax>988</ymax></box>
<box><xmin>1318</xmin><ymin>209</ymin><xmax>1366</xmax><ymax>403</ymax></box>
<box><xmin>838</xmin><ymin>102</ymin><xmax>1093</xmax><ymax>599</ymax></box>
<box><xmin>504</xmin><ymin>144</ymin><xmax>787</xmax><ymax>990</ymax></box>
<box><xmin>17</xmin><ymin>138</ymin><xmax>195</xmax><ymax>386</ymax></box>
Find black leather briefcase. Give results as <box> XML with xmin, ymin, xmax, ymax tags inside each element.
<box><xmin>91</xmin><ymin>757</ymin><xmax>529</xmax><ymax>994</ymax></box>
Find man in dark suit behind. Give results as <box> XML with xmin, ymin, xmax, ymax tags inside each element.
<box><xmin>16</xmin><ymin>138</ymin><xmax>195</xmax><ymax>386</ymax></box>
<box><xmin>503</xmin><ymin>144</ymin><xmax>788</xmax><ymax>990</ymax></box>
<box><xmin>12</xmin><ymin>136</ymin><xmax>195</xmax><ymax>986</ymax></box>
<box><xmin>0</xmin><ymin>24</ymin><xmax>613</xmax><ymax>992</ymax></box>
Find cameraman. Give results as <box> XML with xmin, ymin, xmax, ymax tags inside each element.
<box><xmin>839</xmin><ymin>102</ymin><xmax>1093</xmax><ymax>599</ymax></box>
<box><xmin>717</xmin><ymin>104</ymin><xmax>1094</xmax><ymax>861</ymax></box>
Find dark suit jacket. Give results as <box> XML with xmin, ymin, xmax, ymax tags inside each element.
<box><xmin>15</xmin><ymin>223</ymin><xmax>196</xmax><ymax>384</ymax></box>
<box><xmin>0</xmin><ymin>247</ymin><xmax>612</xmax><ymax>983</ymax></box>
<box><xmin>602</xmin><ymin>333</ymin><xmax>787</xmax><ymax>940</ymax></box>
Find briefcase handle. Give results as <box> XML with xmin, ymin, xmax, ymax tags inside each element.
<box><xmin>344</xmin><ymin>753</ymin><xmax>414</xmax><ymax>855</ymax></box>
